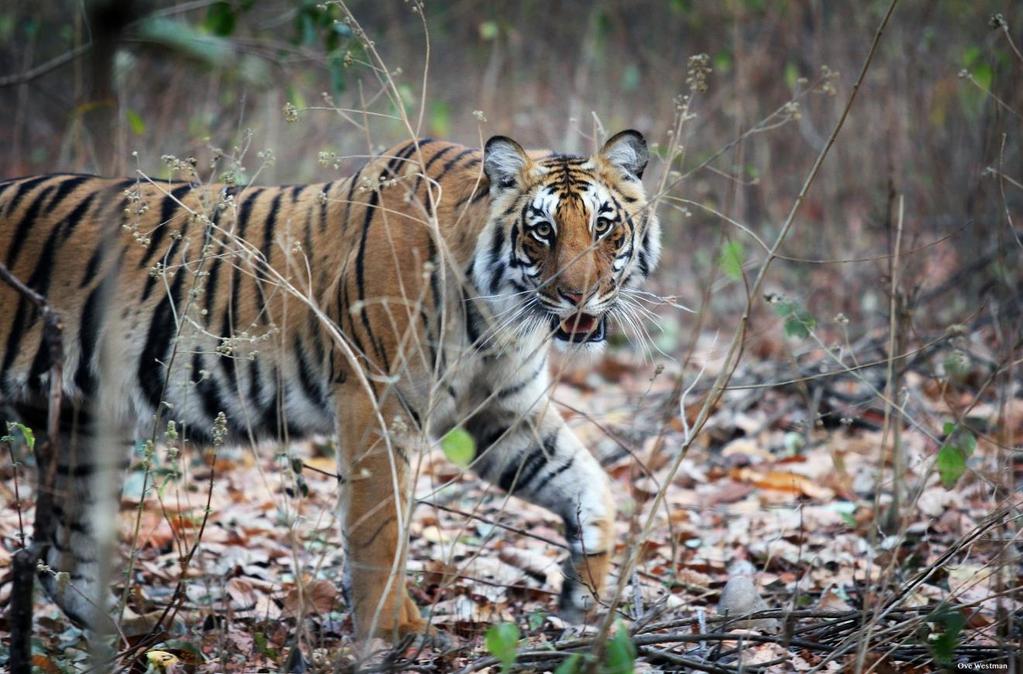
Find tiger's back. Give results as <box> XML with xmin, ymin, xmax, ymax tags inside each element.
<box><xmin>0</xmin><ymin>140</ymin><xmax>485</xmax><ymax>442</ymax></box>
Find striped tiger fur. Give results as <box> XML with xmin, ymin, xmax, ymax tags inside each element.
<box><xmin>0</xmin><ymin>130</ymin><xmax>660</xmax><ymax>641</ymax></box>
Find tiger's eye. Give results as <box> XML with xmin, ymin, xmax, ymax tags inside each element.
<box><xmin>595</xmin><ymin>218</ymin><xmax>613</xmax><ymax>236</ymax></box>
<box><xmin>534</xmin><ymin>221</ymin><xmax>552</xmax><ymax>238</ymax></box>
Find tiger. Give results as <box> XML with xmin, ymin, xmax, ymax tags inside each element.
<box><xmin>0</xmin><ymin>130</ymin><xmax>660</xmax><ymax>642</ymax></box>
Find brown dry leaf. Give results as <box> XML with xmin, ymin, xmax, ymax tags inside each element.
<box><xmin>283</xmin><ymin>578</ymin><xmax>339</xmax><ymax>616</ymax></box>
<box><xmin>731</xmin><ymin>467</ymin><xmax>834</xmax><ymax>500</ymax></box>
<box><xmin>122</xmin><ymin>510</ymin><xmax>177</xmax><ymax>550</ymax></box>
<box><xmin>721</xmin><ymin>438</ymin><xmax>774</xmax><ymax>462</ymax></box>
<box><xmin>226</xmin><ymin>577</ymin><xmax>257</xmax><ymax>610</ymax></box>
<box><xmin>596</xmin><ymin>354</ymin><xmax>633</xmax><ymax>382</ymax></box>
<box><xmin>705</xmin><ymin>479</ymin><xmax>755</xmax><ymax>505</ymax></box>
<box><xmin>739</xmin><ymin>641</ymin><xmax>788</xmax><ymax>666</ymax></box>
<box><xmin>817</xmin><ymin>586</ymin><xmax>853</xmax><ymax>611</ymax></box>
<box><xmin>674</xmin><ymin>566</ymin><xmax>714</xmax><ymax>589</ymax></box>
<box><xmin>422</xmin><ymin>559</ymin><xmax>460</xmax><ymax>587</ymax></box>
<box><xmin>789</xmin><ymin>652</ymin><xmax>817</xmax><ymax>671</ymax></box>
<box><xmin>631</xmin><ymin>476</ymin><xmax>660</xmax><ymax>500</ymax></box>
<box><xmin>227</xmin><ymin>629</ymin><xmax>253</xmax><ymax>654</ymax></box>
<box><xmin>31</xmin><ymin>655</ymin><xmax>62</xmax><ymax>674</ymax></box>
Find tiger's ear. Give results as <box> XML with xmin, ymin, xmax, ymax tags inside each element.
<box><xmin>484</xmin><ymin>136</ymin><xmax>530</xmax><ymax>191</ymax></box>
<box><xmin>598</xmin><ymin>129</ymin><xmax>648</xmax><ymax>180</ymax></box>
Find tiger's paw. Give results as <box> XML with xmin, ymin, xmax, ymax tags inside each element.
<box><xmin>361</xmin><ymin>594</ymin><xmax>453</xmax><ymax>649</ymax></box>
<box><xmin>558</xmin><ymin>577</ymin><xmax>598</xmax><ymax>624</ymax></box>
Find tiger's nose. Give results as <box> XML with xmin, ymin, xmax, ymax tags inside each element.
<box><xmin>558</xmin><ymin>288</ymin><xmax>585</xmax><ymax>306</ymax></box>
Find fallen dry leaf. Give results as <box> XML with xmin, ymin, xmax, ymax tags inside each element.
<box><xmin>283</xmin><ymin>578</ymin><xmax>339</xmax><ymax>616</ymax></box>
<box><xmin>731</xmin><ymin>467</ymin><xmax>835</xmax><ymax>500</ymax></box>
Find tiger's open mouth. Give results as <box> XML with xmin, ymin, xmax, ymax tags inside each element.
<box><xmin>551</xmin><ymin>313</ymin><xmax>607</xmax><ymax>343</ymax></box>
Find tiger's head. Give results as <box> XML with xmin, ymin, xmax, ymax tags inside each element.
<box><xmin>474</xmin><ymin>130</ymin><xmax>660</xmax><ymax>347</ymax></box>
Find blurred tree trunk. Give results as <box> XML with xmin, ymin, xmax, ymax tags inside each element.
<box><xmin>80</xmin><ymin>0</ymin><xmax>139</xmax><ymax>174</ymax></box>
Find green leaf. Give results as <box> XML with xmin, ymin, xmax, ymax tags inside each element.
<box><xmin>973</xmin><ymin>63</ymin><xmax>993</xmax><ymax>91</ymax></box>
<box><xmin>928</xmin><ymin>607</ymin><xmax>965</xmax><ymax>665</ymax></box>
<box><xmin>719</xmin><ymin>240</ymin><xmax>744</xmax><ymax>281</ymax></box>
<box><xmin>829</xmin><ymin>501</ymin><xmax>856</xmax><ymax>527</ymax></box>
<box><xmin>936</xmin><ymin>444</ymin><xmax>965</xmax><ymax>489</ymax></box>
<box><xmin>784</xmin><ymin>61</ymin><xmax>799</xmax><ymax>89</ymax></box>
<box><xmin>784</xmin><ymin>312</ymin><xmax>815</xmax><ymax>339</ymax></box>
<box><xmin>442</xmin><ymin>427</ymin><xmax>476</xmax><ymax>468</ymax></box>
<box><xmin>5</xmin><ymin>422</ymin><xmax>35</xmax><ymax>450</ymax></box>
<box><xmin>484</xmin><ymin>622</ymin><xmax>519</xmax><ymax>672</ymax></box>
<box><xmin>125</xmin><ymin>109</ymin><xmax>146</xmax><ymax>136</ymax></box>
<box><xmin>326</xmin><ymin>50</ymin><xmax>348</xmax><ymax>95</ymax></box>
<box><xmin>253</xmin><ymin>631</ymin><xmax>279</xmax><ymax>659</ymax></box>
<box><xmin>604</xmin><ymin>623</ymin><xmax>636</xmax><ymax>674</ymax></box>
<box><xmin>771</xmin><ymin>297</ymin><xmax>816</xmax><ymax>340</ymax></box>
<box><xmin>713</xmin><ymin>50</ymin><xmax>732</xmax><ymax>75</ymax></box>
<box><xmin>959</xmin><ymin>430</ymin><xmax>976</xmax><ymax>455</ymax></box>
<box><xmin>962</xmin><ymin>46</ymin><xmax>981</xmax><ymax>69</ymax></box>
<box><xmin>430</xmin><ymin>101</ymin><xmax>451</xmax><ymax>137</ymax></box>
<box><xmin>203</xmin><ymin>1</ymin><xmax>236</xmax><ymax>36</ymax></box>
<box><xmin>126</xmin><ymin>109</ymin><xmax>146</xmax><ymax>136</ymax></box>
<box><xmin>478</xmin><ymin>20</ymin><xmax>499</xmax><ymax>41</ymax></box>
<box><xmin>937</xmin><ymin>425</ymin><xmax>975</xmax><ymax>489</ymax></box>
<box><xmin>554</xmin><ymin>653</ymin><xmax>583</xmax><ymax>674</ymax></box>
<box><xmin>19</xmin><ymin>422</ymin><xmax>35</xmax><ymax>450</ymax></box>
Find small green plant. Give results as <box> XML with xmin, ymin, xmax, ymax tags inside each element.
<box><xmin>603</xmin><ymin>622</ymin><xmax>637</xmax><ymax>674</ymax></box>
<box><xmin>937</xmin><ymin>422</ymin><xmax>976</xmax><ymax>489</ymax></box>
<box><xmin>554</xmin><ymin>654</ymin><xmax>583</xmax><ymax>674</ymax></box>
<box><xmin>253</xmin><ymin>631</ymin><xmax>279</xmax><ymax>660</ymax></box>
<box><xmin>551</xmin><ymin>623</ymin><xmax>637</xmax><ymax>674</ymax></box>
<box><xmin>441</xmin><ymin>427</ymin><xmax>476</xmax><ymax>467</ymax></box>
<box><xmin>719</xmin><ymin>239</ymin><xmax>745</xmax><ymax>281</ymax></box>
<box><xmin>926</xmin><ymin>606</ymin><xmax>965</xmax><ymax>666</ymax></box>
<box><xmin>768</xmin><ymin>294</ymin><xmax>816</xmax><ymax>339</ymax></box>
<box><xmin>484</xmin><ymin>622</ymin><xmax>520</xmax><ymax>673</ymax></box>
<box><xmin>2</xmin><ymin>421</ymin><xmax>35</xmax><ymax>451</ymax></box>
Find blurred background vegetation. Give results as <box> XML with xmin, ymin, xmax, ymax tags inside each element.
<box><xmin>1</xmin><ymin>0</ymin><xmax>1020</xmax><ymax>342</ymax></box>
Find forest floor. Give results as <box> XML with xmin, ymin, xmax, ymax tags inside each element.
<box><xmin>2</xmin><ymin>323</ymin><xmax>1021</xmax><ymax>673</ymax></box>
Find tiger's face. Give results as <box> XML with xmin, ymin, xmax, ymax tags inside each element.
<box><xmin>475</xmin><ymin>130</ymin><xmax>660</xmax><ymax>346</ymax></box>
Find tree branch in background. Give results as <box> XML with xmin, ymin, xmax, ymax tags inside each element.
<box><xmin>0</xmin><ymin>44</ymin><xmax>92</xmax><ymax>88</ymax></box>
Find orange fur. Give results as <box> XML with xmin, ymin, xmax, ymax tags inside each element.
<box><xmin>0</xmin><ymin>132</ymin><xmax>659</xmax><ymax>640</ymax></box>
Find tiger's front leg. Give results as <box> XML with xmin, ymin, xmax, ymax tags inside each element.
<box><xmin>336</xmin><ymin>385</ymin><xmax>427</xmax><ymax>642</ymax></box>
<box><xmin>467</xmin><ymin>403</ymin><xmax>617</xmax><ymax>620</ymax></box>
